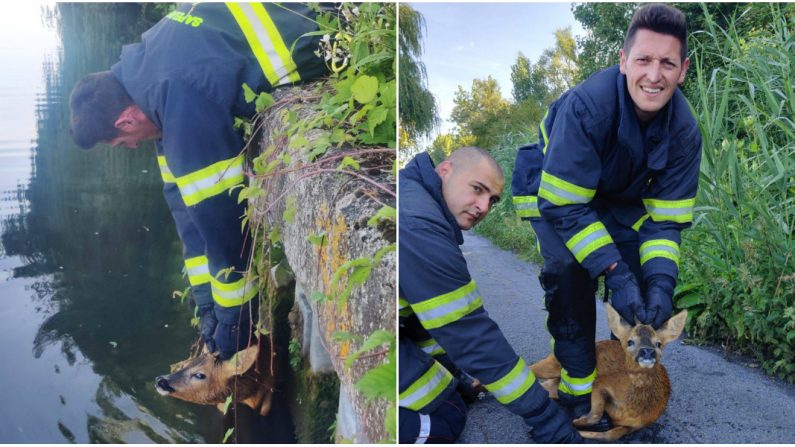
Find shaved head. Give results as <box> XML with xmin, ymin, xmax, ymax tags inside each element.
<box><xmin>435</xmin><ymin>146</ymin><xmax>505</xmax><ymax>230</ymax></box>
<box><xmin>442</xmin><ymin>146</ymin><xmax>504</xmax><ymax>183</ymax></box>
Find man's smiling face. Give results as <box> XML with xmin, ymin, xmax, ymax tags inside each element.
<box><xmin>620</xmin><ymin>28</ymin><xmax>689</xmax><ymax>125</ymax></box>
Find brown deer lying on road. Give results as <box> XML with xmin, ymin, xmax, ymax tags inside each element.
<box><xmin>530</xmin><ymin>303</ymin><xmax>687</xmax><ymax>441</ymax></box>
<box><xmin>155</xmin><ymin>341</ymin><xmax>275</xmax><ymax>416</ymax></box>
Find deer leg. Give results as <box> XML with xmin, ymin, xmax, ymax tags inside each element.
<box><xmin>538</xmin><ymin>378</ymin><xmax>559</xmax><ymax>398</ymax></box>
<box><xmin>578</xmin><ymin>426</ymin><xmax>633</xmax><ymax>441</ymax></box>
<box><xmin>572</xmin><ymin>389</ymin><xmax>607</xmax><ymax>427</ymax></box>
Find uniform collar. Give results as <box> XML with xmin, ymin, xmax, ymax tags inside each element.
<box><xmin>403</xmin><ymin>153</ymin><xmax>464</xmax><ymax>245</ymax></box>
<box><xmin>615</xmin><ymin>71</ymin><xmax>673</xmax><ymax>171</ymax></box>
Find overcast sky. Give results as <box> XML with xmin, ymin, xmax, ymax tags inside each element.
<box><xmin>409</xmin><ymin>2</ymin><xmax>585</xmax><ymax>141</ymax></box>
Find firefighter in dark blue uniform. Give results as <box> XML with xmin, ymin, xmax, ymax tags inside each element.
<box><xmin>69</xmin><ymin>3</ymin><xmax>330</xmax><ymax>359</ymax></box>
<box><xmin>400</xmin><ymin>147</ymin><xmax>582</xmax><ymax>443</ymax></box>
<box><xmin>512</xmin><ymin>4</ymin><xmax>700</xmax><ymax>422</ymax></box>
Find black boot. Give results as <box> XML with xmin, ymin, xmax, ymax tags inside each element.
<box><xmin>557</xmin><ymin>392</ymin><xmax>612</xmax><ymax>432</ymax></box>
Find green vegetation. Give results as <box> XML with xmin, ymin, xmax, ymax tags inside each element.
<box><xmin>410</xmin><ymin>3</ymin><xmax>795</xmax><ymax>382</ymax></box>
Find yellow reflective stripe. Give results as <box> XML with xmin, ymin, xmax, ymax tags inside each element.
<box><xmin>157</xmin><ymin>156</ymin><xmax>176</xmax><ymax>183</ymax></box>
<box><xmin>399</xmin><ymin>361</ymin><xmax>453</xmax><ymax>411</ymax></box>
<box><xmin>416</xmin><ymin>338</ymin><xmax>446</xmax><ymax>357</ymax></box>
<box><xmin>513</xmin><ymin>195</ymin><xmax>540</xmax><ymax>218</ymax></box>
<box><xmin>211</xmin><ymin>275</ymin><xmax>258</xmax><ymax>307</ymax></box>
<box><xmin>538</xmin><ymin>171</ymin><xmax>595</xmax><ymax>206</ymax></box>
<box><xmin>559</xmin><ymin>368</ymin><xmax>596</xmax><ymax>396</ymax></box>
<box><xmin>632</xmin><ymin>214</ymin><xmax>650</xmax><ymax>232</ymax></box>
<box><xmin>175</xmin><ymin>156</ymin><xmax>245</xmax><ymax>207</ymax></box>
<box><xmin>643</xmin><ymin>197</ymin><xmax>696</xmax><ymax>224</ymax></box>
<box><xmin>540</xmin><ymin>109</ymin><xmax>550</xmax><ymax>155</ymax></box>
<box><xmin>399</xmin><ymin>297</ymin><xmax>413</xmax><ymax>317</ymax></box>
<box><xmin>566</xmin><ymin>222</ymin><xmax>614</xmax><ymax>263</ymax></box>
<box><xmin>185</xmin><ymin>256</ymin><xmax>211</xmax><ymax>286</ymax></box>
<box><xmin>484</xmin><ymin>358</ymin><xmax>536</xmax><ymax>404</ymax></box>
<box><xmin>226</xmin><ymin>3</ymin><xmax>298</xmax><ymax>86</ymax></box>
<box><xmin>640</xmin><ymin>239</ymin><xmax>680</xmax><ymax>266</ymax></box>
<box><xmin>412</xmin><ymin>280</ymin><xmax>483</xmax><ymax>330</ymax></box>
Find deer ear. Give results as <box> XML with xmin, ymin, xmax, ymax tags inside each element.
<box><xmin>657</xmin><ymin>309</ymin><xmax>688</xmax><ymax>346</ymax></box>
<box><xmin>606</xmin><ymin>303</ymin><xmax>632</xmax><ymax>339</ymax></box>
<box><xmin>221</xmin><ymin>345</ymin><xmax>259</xmax><ymax>378</ymax></box>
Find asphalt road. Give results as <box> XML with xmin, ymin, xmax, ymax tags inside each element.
<box><xmin>457</xmin><ymin>232</ymin><xmax>795</xmax><ymax>444</ymax></box>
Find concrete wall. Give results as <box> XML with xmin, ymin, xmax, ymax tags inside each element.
<box><xmin>249</xmin><ymin>85</ymin><xmax>395</xmax><ymax>443</ymax></box>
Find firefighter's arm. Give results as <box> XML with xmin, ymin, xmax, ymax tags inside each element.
<box><xmin>638</xmin><ymin>126</ymin><xmax>702</xmax><ymax>328</ymax></box>
<box><xmin>400</xmin><ymin>225</ymin><xmax>573</xmax><ymax>432</ymax></box>
<box><xmin>537</xmin><ymin>95</ymin><xmax>621</xmax><ymax>278</ymax></box>
<box><xmin>159</xmin><ymin>82</ymin><xmax>256</xmax><ymax>356</ymax></box>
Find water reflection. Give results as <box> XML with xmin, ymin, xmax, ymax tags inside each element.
<box><xmin>0</xmin><ymin>4</ymin><xmax>220</xmax><ymax>443</ymax></box>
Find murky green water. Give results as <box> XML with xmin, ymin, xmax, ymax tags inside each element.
<box><xmin>0</xmin><ymin>3</ymin><xmax>303</xmax><ymax>443</ymax></box>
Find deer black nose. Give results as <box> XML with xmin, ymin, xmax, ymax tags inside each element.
<box><xmin>638</xmin><ymin>347</ymin><xmax>656</xmax><ymax>360</ymax></box>
<box><xmin>156</xmin><ymin>376</ymin><xmax>176</xmax><ymax>393</ymax></box>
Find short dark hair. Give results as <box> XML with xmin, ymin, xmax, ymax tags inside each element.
<box><xmin>69</xmin><ymin>71</ymin><xmax>134</xmax><ymax>149</ymax></box>
<box><xmin>623</xmin><ymin>3</ymin><xmax>688</xmax><ymax>62</ymax></box>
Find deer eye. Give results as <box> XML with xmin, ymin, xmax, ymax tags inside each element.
<box><xmin>627</xmin><ymin>340</ymin><xmax>635</xmax><ymax>347</ymax></box>
<box><xmin>191</xmin><ymin>373</ymin><xmax>206</xmax><ymax>380</ymax></box>
<box><xmin>656</xmin><ymin>341</ymin><xmax>662</xmax><ymax>348</ymax></box>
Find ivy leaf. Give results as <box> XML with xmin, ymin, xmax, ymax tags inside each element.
<box><xmin>367</xmin><ymin>106</ymin><xmax>388</xmax><ymax>136</ymax></box>
<box><xmin>255</xmin><ymin>91</ymin><xmax>275</xmax><ymax>112</ymax></box>
<box><xmin>242</xmin><ymin>83</ymin><xmax>256</xmax><ymax>103</ymax></box>
<box><xmin>222</xmin><ymin>427</ymin><xmax>234</xmax><ymax>443</ymax></box>
<box><xmin>268</xmin><ymin>227</ymin><xmax>282</xmax><ymax>245</ymax></box>
<box><xmin>337</xmin><ymin>156</ymin><xmax>360</xmax><ymax>171</ymax></box>
<box><xmin>306</xmin><ymin>232</ymin><xmax>326</xmax><ymax>246</ymax></box>
<box><xmin>351</xmin><ymin>75</ymin><xmax>378</xmax><ymax>104</ymax></box>
<box><xmin>373</xmin><ymin>244</ymin><xmax>396</xmax><ymax>264</ymax></box>
<box><xmin>310</xmin><ymin>291</ymin><xmax>328</xmax><ymax>302</ymax></box>
<box><xmin>222</xmin><ymin>395</ymin><xmax>233</xmax><ymax>414</ymax></box>
<box><xmin>384</xmin><ymin>405</ymin><xmax>397</xmax><ymax>440</ymax></box>
<box><xmin>354</xmin><ymin>355</ymin><xmax>395</xmax><ymax>400</ymax></box>
<box><xmin>367</xmin><ymin>205</ymin><xmax>396</xmax><ymax>226</ymax></box>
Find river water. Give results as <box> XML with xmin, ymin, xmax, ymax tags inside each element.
<box><xmin>0</xmin><ymin>4</ymin><xmax>293</xmax><ymax>443</ymax></box>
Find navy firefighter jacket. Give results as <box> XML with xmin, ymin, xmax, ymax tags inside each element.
<box><xmin>399</xmin><ymin>153</ymin><xmax>550</xmax><ymax>417</ymax></box>
<box><xmin>512</xmin><ymin>65</ymin><xmax>702</xmax><ymax>283</ymax></box>
<box><xmin>111</xmin><ymin>3</ymin><xmax>328</xmax><ymax>319</ymax></box>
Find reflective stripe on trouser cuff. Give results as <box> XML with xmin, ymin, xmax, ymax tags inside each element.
<box><xmin>226</xmin><ymin>2</ymin><xmax>299</xmax><ymax>86</ymax></box>
<box><xmin>558</xmin><ymin>368</ymin><xmax>596</xmax><ymax>396</ymax></box>
<box><xmin>399</xmin><ymin>297</ymin><xmax>413</xmax><ymax>317</ymax></box>
<box><xmin>484</xmin><ymin>358</ymin><xmax>536</xmax><ymax>405</ymax></box>
<box><xmin>157</xmin><ymin>156</ymin><xmax>176</xmax><ymax>183</ymax></box>
<box><xmin>185</xmin><ymin>256</ymin><xmax>211</xmax><ymax>286</ymax></box>
<box><xmin>538</xmin><ymin>171</ymin><xmax>595</xmax><ymax>206</ymax></box>
<box><xmin>211</xmin><ymin>275</ymin><xmax>258</xmax><ymax>307</ymax></box>
<box><xmin>412</xmin><ymin>280</ymin><xmax>483</xmax><ymax>330</ymax></box>
<box><xmin>643</xmin><ymin>197</ymin><xmax>695</xmax><ymax>223</ymax></box>
<box><xmin>640</xmin><ymin>239</ymin><xmax>680</xmax><ymax>266</ymax></box>
<box><xmin>632</xmin><ymin>214</ymin><xmax>650</xmax><ymax>232</ymax></box>
<box><xmin>565</xmin><ymin>221</ymin><xmax>614</xmax><ymax>263</ymax></box>
<box><xmin>399</xmin><ymin>361</ymin><xmax>454</xmax><ymax>411</ymax></box>
<box><xmin>175</xmin><ymin>156</ymin><xmax>245</xmax><ymax>206</ymax></box>
<box><xmin>417</xmin><ymin>338</ymin><xmax>446</xmax><ymax>357</ymax></box>
<box><xmin>416</xmin><ymin>413</ymin><xmax>431</xmax><ymax>444</ymax></box>
<box><xmin>513</xmin><ymin>195</ymin><xmax>540</xmax><ymax>218</ymax></box>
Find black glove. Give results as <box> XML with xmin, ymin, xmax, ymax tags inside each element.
<box><xmin>198</xmin><ymin>304</ymin><xmax>218</xmax><ymax>353</ymax></box>
<box><xmin>213</xmin><ymin>303</ymin><xmax>257</xmax><ymax>360</ymax></box>
<box><xmin>605</xmin><ymin>261</ymin><xmax>646</xmax><ymax>324</ymax></box>
<box><xmin>645</xmin><ymin>274</ymin><xmax>675</xmax><ymax>329</ymax></box>
<box><xmin>524</xmin><ymin>398</ymin><xmax>584</xmax><ymax>443</ymax></box>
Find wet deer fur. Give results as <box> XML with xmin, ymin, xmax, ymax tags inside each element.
<box><xmin>530</xmin><ymin>303</ymin><xmax>687</xmax><ymax>441</ymax></box>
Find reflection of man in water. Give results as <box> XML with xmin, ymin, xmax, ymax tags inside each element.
<box><xmin>399</xmin><ymin>147</ymin><xmax>581</xmax><ymax>443</ymax></box>
<box><xmin>68</xmin><ymin>3</ymin><xmax>329</xmax><ymax>360</ymax></box>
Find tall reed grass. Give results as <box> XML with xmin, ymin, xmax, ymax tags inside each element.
<box><xmin>677</xmin><ymin>4</ymin><xmax>794</xmax><ymax>382</ymax></box>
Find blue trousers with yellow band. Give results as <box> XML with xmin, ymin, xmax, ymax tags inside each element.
<box><xmin>399</xmin><ymin>392</ymin><xmax>467</xmax><ymax>444</ymax></box>
<box><xmin>530</xmin><ymin>215</ymin><xmax>643</xmax><ymax>399</ymax></box>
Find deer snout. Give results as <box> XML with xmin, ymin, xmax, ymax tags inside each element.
<box><xmin>636</xmin><ymin>347</ymin><xmax>657</xmax><ymax>368</ymax></box>
<box><xmin>155</xmin><ymin>376</ymin><xmax>176</xmax><ymax>395</ymax></box>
